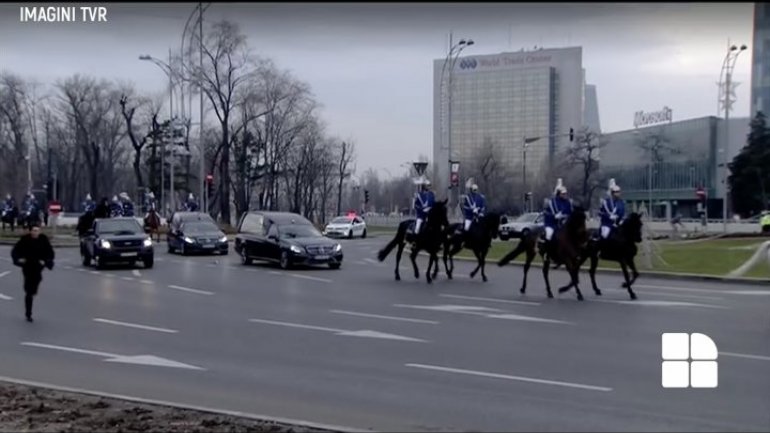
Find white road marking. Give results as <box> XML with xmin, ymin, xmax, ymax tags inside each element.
<box><xmin>593</xmin><ymin>299</ymin><xmax>728</xmax><ymax>309</ymax></box>
<box><xmin>0</xmin><ymin>271</ymin><xmax>10</xmax><ymax>279</ymax></box>
<box><xmin>394</xmin><ymin>303</ymin><xmax>571</xmax><ymax>325</ymax></box>
<box><xmin>76</xmin><ymin>268</ymin><xmax>86</xmax><ymax>272</ymax></box>
<box><xmin>728</xmin><ymin>290</ymin><xmax>770</xmax><ymax>295</ymax></box>
<box><xmin>721</xmin><ymin>352</ymin><xmax>770</xmax><ymax>361</ymax></box>
<box><xmin>0</xmin><ymin>293</ymin><xmax>12</xmax><ymax>301</ymax></box>
<box><xmin>638</xmin><ymin>290</ymin><xmax>724</xmax><ymax>301</ymax></box>
<box><xmin>63</xmin><ymin>265</ymin><xmax>73</xmax><ymax>270</ymax></box>
<box><xmin>330</xmin><ymin>310</ymin><xmax>439</xmax><ymax>324</ymax></box>
<box><xmin>132</xmin><ymin>270</ymin><xmax>141</xmax><ymax>277</ymax></box>
<box><xmin>439</xmin><ymin>294</ymin><xmax>541</xmax><ymax>306</ymax></box>
<box><xmin>89</xmin><ymin>271</ymin><xmax>100</xmax><ymax>275</ymax></box>
<box><xmin>103</xmin><ymin>273</ymin><xmax>116</xmax><ymax>278</ymax></box>
<box><xmin>483</xmin><ymin>313</ymin><xmax>572</xmax><ymax>325</ymax></box>
<box><xmin>288</xmin><ymin>274</ymin><xmax>332</xmax><ymax>283</ymax></box>
<box><xmin>93</xmin><ymin>318</ymin><xmax>178</xmax><ymax>334</ymax></box>
<box><xmin>248</xmin><ymin>319</ymin><xmax>426</xmax><ymax>342</ymax></box>
<box><xmin>121</xmin><ymin>277</ymin><xmax>134</xmax><ymax>281</ymax></box>
<box><xmin>405</xmin><ymin>363</ymin><xmax>613</xmax><ymax>392</ymax></box>
<box><xmin>140</xmin><ymin>280</ymin><xmax>153</xmax><ymax>285</ymax></box>
<box><xmin>635</xmin><ymin>284</ymin><xmax>767</xmax><ymax>295</ymax></box>
<box><xmin>21</xmin><ymin>342</ymin><xmax>203</xmax><ymax>370</ymax></box>
<box><xmin>168</xmin><ymin>285</ymin><xmax>214</xmax><ymax>296</ymax></box>
<box><xmin>364</xmin><ymin>258</ymin><xmax>380</xmax><ymax>265</ymax></box>
<box><xmin>269</xmin><ymin>271</ymin><xmax>283</xmax><ymax>275</ymax></box>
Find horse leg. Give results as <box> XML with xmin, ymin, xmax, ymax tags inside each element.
<box><xmin>571</xmin><ymin>264</ymin><xmax>585</xmax><ymax>301</ymax></box>
<box><xmin>542</xmin><ymin>257</ymin><xmax>554</xmax><ymax>299</ymax></box>
<box><xmin>620</xmin><ymin>261</ymin><xmax>637</xmax><ymax>300</ymax></box>
<box><xmin>394</xmin><ymin>242</ymin><xmax>404</xmax><ymax>281</ymax></box>
<box><xmin>409</xmin><ymin>247</ymin><xmax>420</xmax><ymax>280</ymax></box>
<box><xmin>622</xmin><ymin>259</ymin><xmax>640</xmax><ymax>288</ymax></box>
<box><xmin>480</xmin><ymin>248</ymin><xmax>488</xmax><ymax>283</ymax></box>
<box><xmin>589</xmin><ymin>253</ymin><xmax>602</xmax><ymax>296</ymax></box>
<box><xmin>520</xmin><ymin>249</ymin><xmax>535</xmax><ymax>294</ymax></box>
<box><xmin>470</xmin><ymin>249</ymin><xmax>481</xmax><ymax>279</ymax></box>
<box><xmin>442</xmin><ymin>242</ymin><xmax>453</xmax><ymax>280</ymax></box>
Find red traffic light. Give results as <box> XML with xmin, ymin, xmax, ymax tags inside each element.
<box><xmin>205</xmin><ymin>174</ymin><xmax>214</xmax><ymax>183</ymax></box>
<box><xmin>450</xmin><ymin>172</ymin><xmax>459</xmax><ymax>186</ymax></box>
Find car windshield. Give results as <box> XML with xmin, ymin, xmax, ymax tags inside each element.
<box><xmin>331</xmin><ymin>217</ymin><xmax>352</xmax><ymax>224</ymax></box>
<box><xmin>183</xmin><ymin>221</ymin><xmax>220</xmax><ymax>234</ymax></box>
<box><xmin>98</xmin><ymin>220</ymin><xmax>143</xmax><ymax>235</ymax></box>
<box><xmin>516</xmin><ymin>213</ymin><xmax>539</xmax><ymax>222</ymax></box>
<box><xmin>278</xmin><ymin>224</ymin><xmax>322</xmax><ymax>239</ymax></box>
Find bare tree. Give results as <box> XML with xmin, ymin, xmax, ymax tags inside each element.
<box><xmin>335</xmin><ymin>140</ymin><xmax>355</xmax><ymax>215</ymax></box>
<box><xmin>0</xmin><ymin>72</ymin><xmax>30</xmax><ymax>198</ymax></box>
<box><xmin>119</xmin><ymin>91</ymin><xmax>151</xmax><ymax>189</ymax></box>
<box><xmin>561</xmin><ymin>127</ymin><xmax>606</xmax><ymax>208</ymax></box>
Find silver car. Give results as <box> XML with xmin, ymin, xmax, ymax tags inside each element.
<box><xmin>499</xmin><ymin>212</ymin><xmax>544</xmax><ymax>241</ymax></box>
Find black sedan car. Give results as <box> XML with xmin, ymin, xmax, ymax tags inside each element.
<box><xmin>80</xmin><ymin>217</ymin><xmax>154</xmax><ymax>269</ymax></box>
<box><xmin>234</xmin><ymin>211</ymin><xmax>343</xmax><ymax>270</ymax></box>
<box><xmin>167</xmin><ymin>219</ymin><xmax>228</xmax><ymax>255</ymax></box>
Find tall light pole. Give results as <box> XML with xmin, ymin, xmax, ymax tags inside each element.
<box><xmin>440</xmin><ymin>32</ymin><xmax>474</xmax><ymax>217</ymax></box>
<box><xmin>718</xmin><ymin>42</ymin><xmax>748</xmax><ymax>232</ymax></box>
<box><xmin>522</xmin><ymin>130</ymin><xmax>574</xmax><ymax>213</ymax></box>
<box><xmin>139</xmin><ymin>52</ymin><xmax>177</xmax><ymax>215</ymax></box>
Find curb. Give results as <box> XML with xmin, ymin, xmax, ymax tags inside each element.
<box><xmin>447</xmin><ymin>254</ymin><xmax>770</xmax><ymax>286</ymax></box>
<box><xmin>0</xmin><ymin>376</ymin><xmax>370</xmax><ymax>433</ymax></box>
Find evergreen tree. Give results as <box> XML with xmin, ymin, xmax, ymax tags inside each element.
<box><xmin>728</xmin><ymin>112</ymin><xmax>770</xmax><ymax>217</ymax></box>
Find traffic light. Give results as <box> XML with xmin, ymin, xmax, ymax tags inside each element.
<box><xmin>569</xmin><ymin>128</ymin><xmax>575</xmax><ymax>142</ymax></box>
<box><xmin>524</xmin><ymin>191</ymin><xmax>532</xmax><ymax>201</ymax></box>
<box><xmin>364</xmin><ymin>189</ymin><xmax>370</xmax><ymax>204</ymax></box>
<box><xmin>206</xmin><ymin>175</ymin><xmax>215</xmax><ymax>199</ymax></box>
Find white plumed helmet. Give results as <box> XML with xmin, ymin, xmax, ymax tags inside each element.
<box><xmin>609</xmin><ymin>178</ymin><xmax>621</xmax><ymax>193</ymax></box>
<box><xmin>470</xmin><ymin>184</ymin><xmax>479</xmax><ymax>192</ymax></box>
<box><xmin>554</xmin><ymin>178</ymin><xmax>567</xmax><ymax>195</ymax></box>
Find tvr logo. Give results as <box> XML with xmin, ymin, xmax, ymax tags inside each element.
<box><xmin>661</xmin><ymin>333</ymin><xmax>718</xmax><ymax>388</ymax></box>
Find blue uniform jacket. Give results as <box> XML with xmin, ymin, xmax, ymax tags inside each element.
<box><xmin>109</xmin><ymin>202</ymin><xmax>123</xmax><ymax>217</ymax></box>
<box><xmin>462</xmin><ymin>192</ymin><xmax>487</xmax><ymax>220</ymax></box>
<box><xmin>543</xmin><ymin>196</ymin><xmax>573</xmax><ymax>228</ymax></box>
<box><xmin>599</xmin><ymin>197</ymin><xmax>625</xmax><ymax>227</ymax></box>
<box><xmin>185</xmin><ymin>200</ymin><xmax>199</xmax><ymax>212</ymax></box>
<box><xmin>413</xmin><ymin>190</ymin><xmax>435</xmax><ymax>219</ymax></box>
<box><xmin>122</xmin><ymin>201</ymin><xmax>135</xmax><ymax>217</ymax></box>
<box><xmin>82</xmin><ymin>200</ymin><xmax>95</xmax><ymax>213</ymax></box>
<box><xmin>3</xmin><ymin>199</ymin><xmax>15</xmax><ymax>210</ymax></box>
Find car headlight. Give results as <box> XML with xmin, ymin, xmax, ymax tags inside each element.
<box><xmin>289</xmin><ymin>245</ymin><xmax>303</xmax><ymax>254</ymax></box>
<box><xmin>100</xmin><ymin>240</ymin><xmax>111</xmax><ymax>249</ymax></box>
<box><xmin>143</xmin><ymin>238</ymin><xmax>153</xmax><ymax>247</ymax></box>
<box><xmin>184</xmin><ymin>236</ymin><xmax>195</xmax><ymax>244</ymax></box>
<box><xmin>219</xmin><ymin>236</ymin><xmax>228</xmax><ymax>243</ymax></box>
<box><xmin>334</xmin><ymin>243</ymin><xmax>342</xmax><ymax>252</ymax></box>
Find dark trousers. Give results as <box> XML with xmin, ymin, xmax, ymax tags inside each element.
<box><xmin>22</xmin><ymin>269</ymin><xmax>42</xmax><ymax>318</ymax></box>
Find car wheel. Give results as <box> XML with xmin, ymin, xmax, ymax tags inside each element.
<box><xmin>329</xmin><ymin>263</ymin><xmax>341</xmax><ymax>270</ymax></box>
<box><xmin>240</xmin><ymin>249</ymin><xmax>252</xmax><ymax>266</ymax></box>
<box><xmin>521</xmin><ymin>228</ymin><xmax>531</xmax><ymax>238</ymax></box>
<box><xmin>279</xmin><ymin>251</ymin><xmax>292</xmax><ymax>270</ymax></box>
<box><xmin>128</xmin><ymin>260</ymin><xmax>137</xmax><ymax>268</ymax></box>
<box><xmin>179</xmin><ymin>243</ymin><xmax>186</xmax><ymax>256</ymax></box>
<box><xmin>347</xmin><ymin>230</ymin><xmax>353</xmax><ymax>239</ymax></box>
<box><xmin>167</xmin><ymin>242</ymin><xmax>174</xmax><ymax>254</ymax></box>
<box><xmin>361</xmin><ymin>229</ymin><xmax>367</xmax><ymax>239</ymax></box>
<box><xmin>95</xmin><ymin>257</ymin><xmax>106</xmax><ymax>270</ymax></box>
<box><xmin>143</xmin><ymin>257</ymin><xmax>154</xmax><ymax>269</ymax></box>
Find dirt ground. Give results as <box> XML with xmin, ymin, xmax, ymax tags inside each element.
<box><xmin>0</xmin><ymin>382</ymin><xmax>336</xmax><ymax>433</ymax></box>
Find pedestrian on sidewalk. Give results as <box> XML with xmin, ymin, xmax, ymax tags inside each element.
<box><xmin>10</xmin><ymin>224</ymin><xmax>54</xmax><ymax>322</ymax></box>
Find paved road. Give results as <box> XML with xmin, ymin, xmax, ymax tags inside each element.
<box><xmin>0</xmin><ymin>237</ymin><xmax>768</xmax><ymax>432</ymax></box>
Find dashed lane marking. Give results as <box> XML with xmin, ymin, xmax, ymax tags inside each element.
<box><xmin>167</xmin><ymin>285</ymin><xmax>214</xmax><ymax>296</ymax></box>
<box><xmin>0</xmin><ymin>271</ymin><xmax>10</xmax><ymax>279</ymax></box>
<box><xmin>330</xmin><ymin>310</ymin><xmax>439</xmax><ymax>324</ymax></box>
<box><xmin>439</xmin><ymin>294</ymin><xmax>540</xmax><ymax>306</ymax></box>
<box><xmin>721</xmin><ymin>352</ymin><xmax>770</xmax><ymax>361</ymax></box>
<box><xmin>93</xmin><ymin>318</ymin><xmax>178</xmax><ymax>334</ymax></box>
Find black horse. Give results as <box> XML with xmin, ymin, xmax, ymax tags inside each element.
<box><xmin>17</xmin><ymin>207</ymin><xmax>40</xmax><ymax>231</ymax></box>
<box><xmin>1</xmin><ymin>206</ymin><xmax>18</xmax><ymax>231</ymax></box>
<box><xmin>442</xmin><ymin>212</ymin><xmax>501</xmax><ymax>282</ymax></box>
<box><xmin>377</xmin><ymin>200</ymin><xmax>450</xmax><ymax>284</ymax></box>
<box><xmin>579</xmin><ymin>212</ymin><xmax>643</xmax><ymax>300</ymax></box>
<box><xmin>498</xmin><ymin>206</ymin><xmax>590</xmax><ymax>300</ymax></box>
<box><xmin>77</xmin><ymin>210</ymin><xmax>96</xmax><ymax>238</ymax></box>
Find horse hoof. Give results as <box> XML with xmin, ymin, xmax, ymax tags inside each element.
<box><xmin>577</xmin><ymin>295</ymin><xmax>584</xmax><ymax>301</ymax></box>
<box><xmin>621</xmin><ymin>282</ymin><xmax>629</xmax><ymax>289</ymax></box>
<box><xmin>629</xmin><ymin>292</ymin><xmax>637</xmax><ymax>300</ymax></box>
<box><xmin>547</xmin><ymin>291</ymin><xmax>554</xmax><ymax>299</ymax></box>
<box><xmin>395</xmin><ymin>275</ymin><xmax>401</xmax><ymax>281</ymax></box>
<box><xmin>558</xmin><ymin>286</ymin><xmax>571</xmax><ymax>294</ymax></box>
<box><xmin>482</xmin><ymin>276</ymin><xmax>488</xmax><ymax>283</ymax></box>
<box><xmin>519</xmin><ymin>288</ymin><xmax>526</xmax><ymax>294</ymax></box>
<box><xmin>469</xmin><ymin>273</ymin><xmax>476</xmax><ymax>279</ymax></box>
<box><xmin>595</xmin><ymin>290</ymin><xmax>603</xmax><ymax>296</ymax></box>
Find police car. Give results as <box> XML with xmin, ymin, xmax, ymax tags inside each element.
<box><xmin>323</xmin><ymin>213</ymin><xmax>367</xmax><ymax>239</ymax></box>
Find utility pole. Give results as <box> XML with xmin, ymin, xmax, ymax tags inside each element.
<box><xmin>199</xmin><ymin>1</ymin><xmax>206</xmax><ymax>212</ymax></box>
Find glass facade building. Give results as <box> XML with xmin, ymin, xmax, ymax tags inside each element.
<box><xmin>752</xmin><ymin>2</ymin><xmax>770</xmax><ymax>117</ymax></box>
<box><xmin>433</xmin><ymin>47</ymin><xmax>596</xmax><ymax>195</ymax></box>
<box><xmin>600</xmin><ymin>116</ymin><xmax>751</xmax><ymax>219</ymax></box>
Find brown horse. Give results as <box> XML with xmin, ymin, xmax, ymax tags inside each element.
<box><xmin>497</xmin><ymin>206</ymin><xmax>591</xmax><ymax>301</ymax></box>
<box><xmin>143</xmin><ymin>209</ymin><xmax>162</xmax><ymax>242</ymax></box>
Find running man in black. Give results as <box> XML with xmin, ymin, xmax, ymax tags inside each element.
<box><xmin>11</xmin><ymin>224</ymin><xmax>54</xmax><ymax>322</ymax></box>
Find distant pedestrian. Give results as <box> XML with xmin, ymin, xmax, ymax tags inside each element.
<box><xmin>11</xmin><ymin>224</ymin><xmax>55</xmax><ymax>322</ymax></box>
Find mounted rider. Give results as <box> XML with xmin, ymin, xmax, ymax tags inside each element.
<box><xmin>81</xmin><ymin>193</ymin><xmax>95</xmax><ymax>214</ymax></box>
<box><xmin>184</xmin><ymin>193</ymin><xmax>199</xmax><ymax>212</ymax></box>
<box><xmin>413</xmin><ymin>179</ymin><xmax>435</xmax><ymax>237</ymax></box>
<box><xmin>142</xmin><ymin>191</ymin><xmax>157</xmax><ymax>214</ymax></box>
<box><xmin>109</xmin><ymin>195</ymin><xmax>124</xmax><ymax>218</ymax></box>
<box><xmin>119</xmin><ymin>192</ymin><xmax>135</xmax><ymax>217</ymax></box>
<box><xmin>3</xmin><ymin>194</ymin><xmax>15</xmax><ymax>212</ymax></box>
<box><xmin>461</xmin><ymin>183</ymin><xmax>487</xmax><ymax>235</ymax></box>
<box><xmin>542</xmin><ymin>178</ymin><xmax>573</xmax><ymax>243</ymax></box>
<box><xmin>597</xmin><ymin>178</ymin><xmax>625</xmax><ymax>241</ymax></box>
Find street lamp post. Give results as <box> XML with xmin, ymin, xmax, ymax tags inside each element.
<box><xmin>719</xmin><ymin>42</ymin><xmax>748</xmax><ymax>232</ymax></box>
<box><xmin>522</xmin><ymin>131</ymin><xmax>573</xmax><ymax>212</ymax></box>
<box><xmin>440</xmin><ymin>33</ymin><xmax>474</xmax><ymax>217</ymax></box>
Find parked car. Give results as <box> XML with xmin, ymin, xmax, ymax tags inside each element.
<box><xmin>499</xmin><ymin>212</ymin><xmax>544</xmax><ymax>241</ymax></box>
<box><xmin>167</xmin><ymin>219</ymin><xmax>228</xmax><ymax>255</ymax></box>
<box><xmin>323</xmin><ymin>215</ymin><xmax>367</xmax><ymax>238</ymax></box>
<box><xmin>235</xmin><ymin>211</ymin><xmax>343</xmax><ymax>270</ymax></box>
<box><xmin>80</xmin><ymin>217</ymin><xmax>154</xmax><ymax>269</ymax></box>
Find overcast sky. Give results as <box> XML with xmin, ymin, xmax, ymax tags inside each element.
<box><xmin>0</xmin><ymin>2</ymin><xmax>754</xmax><ymax>177</ymax></box>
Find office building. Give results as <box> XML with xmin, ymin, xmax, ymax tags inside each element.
<box><xmin>752</xmin><ymin>2</ymin><xmax>770</xmax><ymax>117</ymax></box>
<box><xmin>432</xmin><ymin>46</ymin><xmax>599</xmax><ymax>195</ymax></box>
<box><xmin>600</xmin><ymin>116</ymin><xmax>750</xmax><ymax>219</ymax></box>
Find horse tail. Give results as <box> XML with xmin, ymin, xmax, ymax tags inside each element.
<box><xmin>377</xmin><ymin>221</ymin><xmax>409</xmax><ymax>262</ymax></box>
<box><xmin>498</xmin><ymin>234</ymin><xmax>536</xmax><ymax>267</ymax></box>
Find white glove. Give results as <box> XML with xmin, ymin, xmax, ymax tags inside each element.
<box><xmin>610</xmin><ymin>214</ymin><xmax>618</xmax><ymax>221</ymax></box>
<box><xmin>556</xmin><ymin>212</ymin><xmax>564</xmax><ymax>220</ymax></box>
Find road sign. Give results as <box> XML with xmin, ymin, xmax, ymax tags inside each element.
<box><xmin>205</xmin><ymin>174</ymin><xmax>214</xmax><ymax>182</ymax></box>
<box><xmin>450</xmin><ymin>172</ymin><xmax>459</xmax><ymax>186</ymax></box>
<box><xmin>696</xmin><ymin>187</ymin><xmax>706</xmax><ymax>198</ymax></box>
<box><xmin>48</xmin><ymin>201</ymin><xmax>62</xmax><ymax>215</ymax></box>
